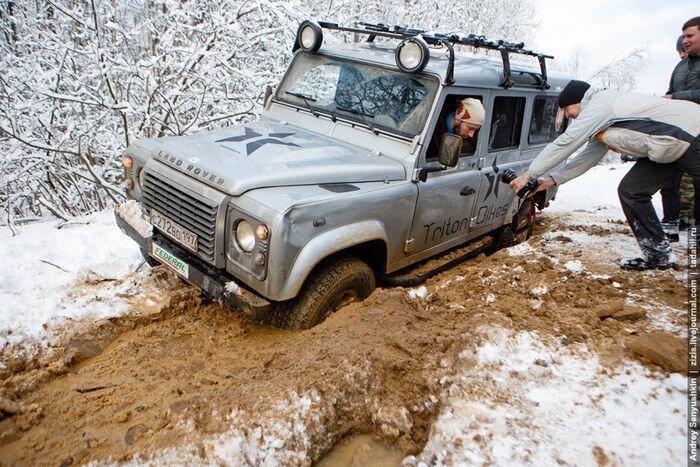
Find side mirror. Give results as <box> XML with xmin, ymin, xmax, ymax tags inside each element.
<box><xmin>438</xmin><ymin>133</ymin><xmax>462</xmax><ymax>167</ymax></box>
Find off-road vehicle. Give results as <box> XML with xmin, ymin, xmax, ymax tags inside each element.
<box><xmin>115</xmin><ymin>21</ymin><xmax>570</xmax><ymax>329</ymax></box>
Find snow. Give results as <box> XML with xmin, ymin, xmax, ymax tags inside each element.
<box><xmin>406</xmin><ymin>329</ymin><xmax>685</xmax><ymax>466</ymax></box>
<box><xmin>224</xmin><ymin>281</ymin><xmax>241</xmax><ymax>296</ymax></box>
<box><xmin>564</xmin><ymin>259</ymin><xmax>584</xmax><ymax>273</ymax></box>
<box><xmin>0</xmin><ymin>210</ymin><xmax>143</xmax><ymax>349</ymax></box>
<box><xmin>115</xmin><ymin>200</ymin><xmax>153</xmax><ymax>238</ymax></box>
<box><xmin>408</xmin><ymin>286</ymin><xmax>429</xmax><ymax>299</ymax></box>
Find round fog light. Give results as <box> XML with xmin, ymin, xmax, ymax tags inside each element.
<box><xmin>256</xmin><ymin>224</ymin><xmax>269</xmax><ymax>240</ymax></box>
<box><xmin>254</xmin><ymin>253</ymin><xmax>266</xmax><ymax>266</ymax></box>
<box><xmin>124</xmin><ymin>179</ymin><xmax>134</xmax><ymax>189</ymax></box>
<box><xmin>395</xmin><ymin>37</ymin><xmax>430</xmax><ymax>73</ymax></box>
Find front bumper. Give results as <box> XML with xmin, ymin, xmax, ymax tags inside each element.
<box><xmin>114</xmin><ymin>205</ymin><xmax>272</xmax><ymax>321</ymax></box>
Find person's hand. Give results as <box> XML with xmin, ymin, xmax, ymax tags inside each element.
<box><xmin>663</xmin><ymin>94</ymin><xmax>672</xmax><ymax>99</ymax></box>
<box><xmin>509</xmin><ymin>173</ymin><xmax>531</xmax><ymax>193</ymax></box>
<box><xmin>535</xmin><ymin>176</ymin><xmax>556</xmax><ymax>193</ymax></box>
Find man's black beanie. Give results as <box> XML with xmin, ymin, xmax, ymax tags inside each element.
<box><xmin>558</xmin><ymin>80</ymin><xmax>591</xmax><ymax>108</ymax></box>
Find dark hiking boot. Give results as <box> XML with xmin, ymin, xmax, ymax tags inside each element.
<box><xmin>619</xmin><ymin>257</ymin><xmax>677</xmax><ymax>271</ymax></box>
<box><xmin>661</xmin><ymin>221</ymin><xmax>679</xmax><ymax>243</ymax></box>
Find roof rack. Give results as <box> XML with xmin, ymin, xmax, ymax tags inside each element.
<box><xmin>317</xmin><ymin>21</ymin><xmax>553</xmax><ymax>89</ymax></box>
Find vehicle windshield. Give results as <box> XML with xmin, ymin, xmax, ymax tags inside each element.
<box><xmin>276</xmin><ymin>53</ymin><xmax>439</xmax><ymax>138</ymax></box>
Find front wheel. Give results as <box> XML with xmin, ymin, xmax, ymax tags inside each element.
<box><xmin>272</xmin><ymin>257</ymin><xmax>376</xmax><ymax>330</ymax></box>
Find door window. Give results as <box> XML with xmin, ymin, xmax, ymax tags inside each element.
<box><xmin>426</xmin><ymin>94</ymin><xmax>484</xmax><ymax>160</ymax></box>
<box><xmin>488</xmin><ymin>96</ymin><xmax>526</xmax><ymax>151</ymax></box>
<box><xmin>528</xmin><ymin>96</ymin><xmax>567</xmax><ymax>145</ymax></box>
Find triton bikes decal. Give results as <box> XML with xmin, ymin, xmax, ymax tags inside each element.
<box><xmin>216</xmin><ymin>127</ymin><xmax>300</xmax><ymax>156</ymax></box>
<box><xmin>422</xmin><ymin>201</ymin><xmax>510</xmax><ymax>244</ymax></box>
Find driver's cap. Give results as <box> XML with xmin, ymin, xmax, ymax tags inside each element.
<box><xmin>455</xmin><ymin>98</ymin><xmax>485</xmax><ymax>126</ymax></box>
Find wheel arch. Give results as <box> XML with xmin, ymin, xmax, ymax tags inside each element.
<box><xmin>277</xmin><ymin>220</ymin><xmax>388</xmax><ymax>301</ymax></box>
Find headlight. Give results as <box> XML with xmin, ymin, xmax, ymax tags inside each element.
<box><xmin>296</xmin><ymin>20</ymin><xmax>323</xmax><ymax>53</ymax></box>
<box><xmin>395</xmin><ymin>37</ymin><xmax>430</xmax><ymax>73</ymax></box>
<box><xmin>235</xmin><ymin>220</ymin><xmax>256</xmax><ymax>252</ymax></box>
<box><xmin>138</xmin><ymin>167</ymin><xmax>146</xmax><ymax>188</ymax></box>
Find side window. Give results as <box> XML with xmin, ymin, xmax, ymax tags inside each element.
<box><xmin>529</xmin><ymin>96</ymin><xmax>567</xmax><ymax>145</ymax></box>
<box><xmin>488</xmin><ymin>96</ymin><xmax>526</xmax><ymax>151</ymax></box>
<box><xmin>426</xmin><ymin>94</ymin><xmax>484</xmax><ymax>161</ymax></box>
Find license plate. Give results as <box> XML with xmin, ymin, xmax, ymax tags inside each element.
<box><xmin>151</xmin><ymin>243</ymin><xmax>189</xmax><ymax>278</ymax></box>
<box><xmin>150</xmin><ymin>210</ymin><xmax>198</xmax><ymax>251</ymax></box>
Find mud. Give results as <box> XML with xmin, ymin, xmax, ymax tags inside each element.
<box><xmin>0</xmin><ymin>214</ymin><xmax>689</xmax><ymax>464</ymax></box>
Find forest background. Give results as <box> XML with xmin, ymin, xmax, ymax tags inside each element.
<box><xmin>0</xmin><ymin>0</ymin><xmax>644</xmax><ymax>228</ymax></box>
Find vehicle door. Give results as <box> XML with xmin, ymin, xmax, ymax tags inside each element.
<box><xmin>406</xmin><ymin>91</ymin><xmax>487</xmax><ymax>259</ymax></box>
<box><xmin>469</xmin><ymin>93</ymin><xmax>529</xmax><ymax>235</ymax></box>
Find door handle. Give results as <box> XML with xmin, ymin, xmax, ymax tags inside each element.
<box><xmin>460</xmin><ymin>186</ymin><xmax>476</xmax><ymax>196</ymax></box>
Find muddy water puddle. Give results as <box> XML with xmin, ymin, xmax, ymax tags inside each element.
<box><xmin>316</xmin><ymin>433</ymin><xmax>405</xmax><ymax>467</ymax></box>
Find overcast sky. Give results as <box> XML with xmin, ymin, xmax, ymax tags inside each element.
<box><xmin>532</xmin><ymin>0</ymin><xmax>698</xmax><ymax>95</ymax></box>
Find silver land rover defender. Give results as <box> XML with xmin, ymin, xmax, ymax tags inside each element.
<box><xmin>115</xmin><ymin>21</ymin><xmax>570</xmax><ymax>329</ymax></box>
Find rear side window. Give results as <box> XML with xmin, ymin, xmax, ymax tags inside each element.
<box><xmin>488</xmin><ymin>96</ymin><xmax>526</xmax><ymax>151</ymax></box>
<box><xmin>529</xmin><ymin>96</ymin><xmax>567</xmax><ymax>145</ymax></box>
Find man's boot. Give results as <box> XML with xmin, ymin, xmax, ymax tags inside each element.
<box><xmin>661</xmin><ymin>220</ymin><xmax>679</xmax><ymax>243</ymax></box>
<box><xmin>620</xmin><ymin>257</ymin><xmax>677</xmax><ymax>271</ymax></box>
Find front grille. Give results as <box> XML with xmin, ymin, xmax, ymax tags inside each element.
<box><xmin>142</xmin><ymin>171</ymin><xmax>219</xmax><ymax>263</ymax></box>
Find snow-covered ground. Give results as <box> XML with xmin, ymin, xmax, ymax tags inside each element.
<box><xmin>408</xmin><ymin>329</ymin><xmax>685</xmax><ymax>466</ymax></box>
<box><xmin>0</xmin><ymin>161</ymin><xmax>688</xmax><ymax>465</ymax></box>
<box><xmin>0</xmin><ymin>210</ymin><xmax>143</xmax><ymax>350</ymax></box>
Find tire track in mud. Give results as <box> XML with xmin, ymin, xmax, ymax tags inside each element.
<box><xmin>0</xmin><ymin>215</ymin><xmax>689</xmax><ymax>465</ymax></box>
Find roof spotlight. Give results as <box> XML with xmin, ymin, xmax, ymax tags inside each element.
<box><xmin>295</xmin><ymin>20</ymin><xmax>323</xmax><ymax>53</ymax></box>
<box><xmin>395</xmin><ymin>37</ymin><xmax>430</xmax><ymax>73</ymax></box>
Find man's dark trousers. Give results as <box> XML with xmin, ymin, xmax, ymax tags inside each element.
<box><xmin>618</xmin><ymin>136</ymin><xmax>700</xmax><ymax>261</ymax></box>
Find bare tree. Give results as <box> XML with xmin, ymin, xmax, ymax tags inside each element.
<box><xmin>550</xmin><ymin>47</ymin><xmax>648</xmax><ymax>91</ymax></box>
<box><xmin>0</xmin><ymin>0</ymin><xmax>539</xmax><ymax>225</ymax></box>
<box><xmin>587</xmin><ymin>48</ymin><xmax>648</xmax><ymax>91</ymax></box>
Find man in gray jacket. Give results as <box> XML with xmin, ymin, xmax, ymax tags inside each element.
<box><xmin>509</xmin><ymin>80</ymin><xmax>700</xmax><ymax>271</ymax></box>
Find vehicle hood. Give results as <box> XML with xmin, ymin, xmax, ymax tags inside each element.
<box><xmin>134</xmin><ymin>118</ymin><xmax>406</xmax><ymax>196</ymax></box>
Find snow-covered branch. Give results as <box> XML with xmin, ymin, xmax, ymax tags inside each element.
<box><xmin>0</xmin><ymin>0</ymin><xmax>538</xmax><ymax>223</ymax></box>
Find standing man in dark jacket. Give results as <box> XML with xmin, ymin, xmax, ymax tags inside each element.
<box><xmin>661</xmin><ymin>16</ymin><xmax>700</xmax><ymax>234</ymax></box>
<box><xmin>659</xmin><ymin>34</ymin><xmax>693</xmax><ymax>241</ymax></box>
<box><xmin>666</xmin><ymin>17</ymin><xmax>700</xmax><ymax>103</ymax></box>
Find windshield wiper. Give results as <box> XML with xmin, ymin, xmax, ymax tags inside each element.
<box><xmin>284</xmin><ymin>91</ymin><xmax>320</xmax><ymax>117</ymax></box>
<box><xmin>336</xmin><ymin>105</ymin><xmax>379</xmax><ymax>135</ymax></box>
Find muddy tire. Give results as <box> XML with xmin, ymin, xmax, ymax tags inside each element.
<box><xmin>272</xmin><ymin>257</ymin><xmax>376</xmax><ymax>330</ymax></box>
<box><xmin>513</xmin><ymin>199</ymin><xmax>534</xmax><ymax>243</ymax></box>
<box><xmin>489</xmin><ymin>225</ymin><xmax>515</xmax><ymax>253</ymax></box>
<box><xmin>489</xmin><ymin>199</ymin><xmax>533</xmax><ymax>253</ymax></box>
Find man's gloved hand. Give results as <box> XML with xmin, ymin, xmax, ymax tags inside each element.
<box><xmin>509</xmin><ymin>173</ymin><xmax>532</xmax><ymax>193</ymax></box>
<box><xmin>535</xmin><ymin>176</ymin><xmax>556</xmax><ymax>192</ymax></box>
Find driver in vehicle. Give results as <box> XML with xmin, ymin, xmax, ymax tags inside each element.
<box><xmin>446</xmin><ymin>97</ymin><xmax>485</xmax><ymax>141</ymax></box>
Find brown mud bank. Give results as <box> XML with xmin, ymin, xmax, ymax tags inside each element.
<box><xmin>0</xmin><ymin>215</ymin><xmax>689</xmax><ymax>465</ymax></box>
